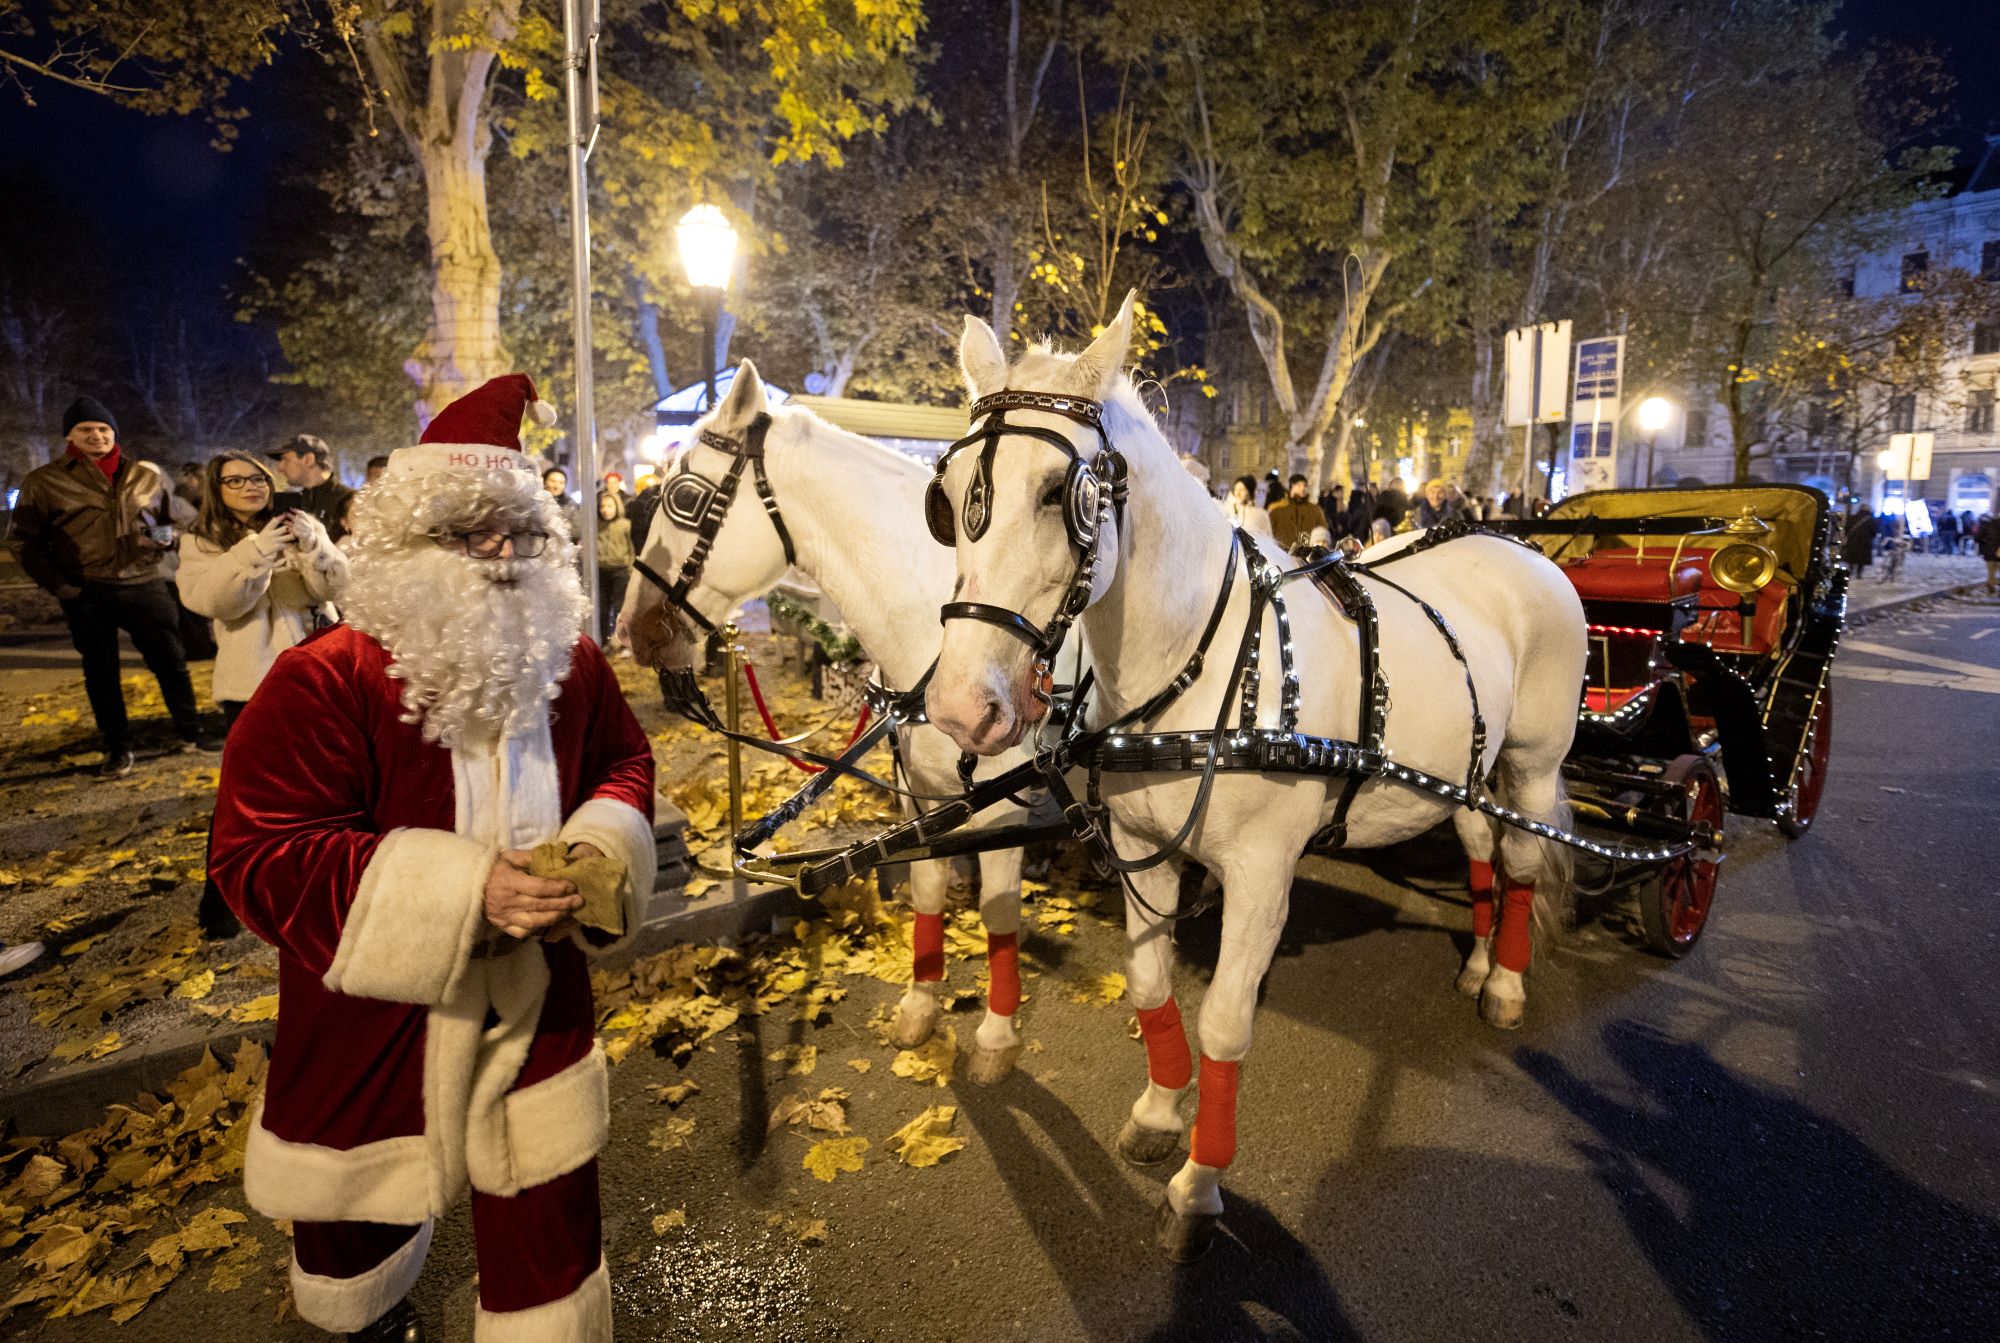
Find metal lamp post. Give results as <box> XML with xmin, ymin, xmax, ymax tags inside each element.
<box><xmin>676</xmin><ymin>203</ymin><xmax>739</xmax><ymax>417</ymax></box>
<box><xmin>1637</xmin><ymin>395</ymin><xmax>1674</xmax><ymax>487</ymax></box>
<box><xmin>674</xmin><ymin>202</ymin><xmax>743</xmax><ymax>847</ymax></box>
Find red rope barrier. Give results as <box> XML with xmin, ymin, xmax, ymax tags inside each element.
<box><xmin>740</xmin><ymin>660</ymin><xmax>873</xmax><ymax>774</ymax></box>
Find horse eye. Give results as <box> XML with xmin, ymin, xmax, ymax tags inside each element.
<box><xmin>1038</xmin><ymin>482</ymin><xmax>1064</xmax><ymax>508</ymax></box>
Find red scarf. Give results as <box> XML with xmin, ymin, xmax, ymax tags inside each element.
<box><xmin>66</xmin><ymin>441</ymin><xmax>121</xmax><ymax>480</ymax></box>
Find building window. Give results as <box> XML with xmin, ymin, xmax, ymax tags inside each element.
<box><xmin>1888</xmin><ymin>394</ymin><xmax>1916</xmax><ymax>433</ymax></box>
<box><xmin>1681</xmin><ymin>409</ymin><xmax>1707</xmax><ymax>447</ymax></box>
<box><xmin>1900</xmin><ymin>251</ymin><xmax>1929</xmax><ymax>293</ymax></box>
<box><xmin>1969</xmin><ymin>389</ymin><xmax>1996</xmax><ymax>435</ymax></box>
<box><xmin>1835</xmin><ymin>265</ymin><xmax>1855</xmax><ymax>298</ymax></box>
<box><xmin>1983</xmin><ymin>240</ymin><xmax>2000</xmax><ymax>281</ymax></box>
<box><xmin>1975</xmin><ymin>322</ymin><xmax>2000</xmax><ymax>356</ymax></box>
<box><xmin>1807</xmin><ymin>401</ymin><xmax>1833</xmax><ymax>439</ymax></box>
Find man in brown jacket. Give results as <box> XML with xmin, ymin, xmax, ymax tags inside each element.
<box><xmin>8</xmin><ymin>397</ymin><xmax>213</xmax><ymax>775</ymax></box>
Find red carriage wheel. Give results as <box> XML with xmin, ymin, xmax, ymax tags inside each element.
<box><xmin>1638</xmin><ymin>755</ymin><xmax>1725</xmax><ymax>957</ymax></box>
<box><xmin>1777</xmin><ymin>687</ymin><xmax>1832</xmax><ymax>839</ymax></box>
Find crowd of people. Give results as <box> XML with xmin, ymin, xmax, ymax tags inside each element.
<box><xmin>1212</xmin><ymin>466</ymin><xmax>1526</xmax><ymax>554</ymax></box>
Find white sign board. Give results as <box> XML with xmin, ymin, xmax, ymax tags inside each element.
<box><xmin>1566</xmin><ymin>335</ymin><xmax>1625</xmax><ymax>494</ymax></box>
<box><xmin>1504</xmin><ymin>321</ymin><xmax>1573</xmax><ymax>427</ymax></box>
<box><xmin>1883</xmin><ymin>431</ymin><xmax>1934</xmax><ymax>482</ymax></box>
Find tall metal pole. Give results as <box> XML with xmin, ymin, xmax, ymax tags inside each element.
<box><xmin>702</xmin><ymin>289</ymin><xmax>719</xmax><ymax>413</ymax></box>
<box><xmin>563</xmin><ymin>0</ymin><xmax>601</xmax><ymax>628</ymax></box>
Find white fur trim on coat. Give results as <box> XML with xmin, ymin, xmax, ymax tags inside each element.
<box><xmin>475</xmin><ymin>1256</ymin><xmax>611</xmax><ymax>1342</ymax></box>
<box><xmin>464</xmin><ymin>1043</ymin><xmax>609</xmax><ymax>1200</ymax></box>
<box><xmin>325</xmin><ymin>827</ymin><xmax>495</xmax><ymax>1005</ymax></box>
<box><xmin>290</xmin><ymin>1217</ymin><xmax>433</xmax><ymax>1334</ymax></box>
<box><xmin>557</xmin><ymin>796</ymin><xmax>657</xmax><ymax>953</ymax></box>
<box><xmin>243</xmin><ymin>1101</ymin><xmax>432</xmax><ymax>1224</ymax></box>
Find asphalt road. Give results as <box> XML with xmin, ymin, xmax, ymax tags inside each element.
<box><xmin>15</xmin><ymin>596</ymin><xmax>2000</xmax><ymax>1342</ymax></box>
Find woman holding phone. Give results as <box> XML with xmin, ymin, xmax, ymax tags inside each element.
<box><xmin>178</xmin><ymin>451</ymin><xmax>349</xmax><ymax>732</ymax></box>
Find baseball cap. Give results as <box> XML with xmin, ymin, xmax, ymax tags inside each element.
<box><xmin>268</xmin><ymin>434</ymin><xmax>331</xmax><ymax>465</ymax></box>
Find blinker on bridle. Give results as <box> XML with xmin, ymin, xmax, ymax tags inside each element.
<box><xmin>928</xmin><ymin>389</ymin><xmax>1129</xmax><ymax>660</ymax></box>
<box><xmin>631</xmin><ymin>411</ymin><xmax>795</xmax><ymax>636</ymax></box>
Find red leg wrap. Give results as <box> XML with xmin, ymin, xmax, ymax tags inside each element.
<box><xmin>1134</xmin><ymin>998</ymin><xmax>1192</xmax><ymax>1090</ymax></box>
<box><xmin>1468</xmin><ymin>858</ymin><xmax>1496</xmax><ymax>939</ymax></box>
<box><xmin>1495</xmin><ymin>880</ymin><xmax>1534</xmax><ymax>973</ymax></box>
<box><xmin>985</xmin><ymin>931</ymin><xmax>1021</xmax><ymax>1015</ymax></box>
<box><xmin>1189</xmin><ymin>1055</ymin><xmax>1240</xmax><ymax>1169</ymax></box>
<box><xmin>912</xmin><ymin>911</ymin><xmax>944</xmax><ymax>983</ymax></box>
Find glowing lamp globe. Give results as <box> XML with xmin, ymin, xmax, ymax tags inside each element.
<box><xmin>1637</xmin><ymin>396</ymin><xmax>1674</xmax><ymax>434</ymax></box>
<box><xmin>676</xmin><ymin>204</ymin><xmax>738</xmax><ymax>291</ymax></box>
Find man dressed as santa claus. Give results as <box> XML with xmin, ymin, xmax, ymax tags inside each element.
<box><xmin>210</xmin><ymin>374</ymin><xmax>656</xmax><ymax>1342</ymax></box>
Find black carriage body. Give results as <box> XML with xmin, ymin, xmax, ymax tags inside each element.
<box><xmin>1501</xmin><ymin>484</ymin><xmax>1845</xmax><ymax>830</ymax></box>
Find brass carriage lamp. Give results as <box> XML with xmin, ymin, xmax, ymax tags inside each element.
<box><xmin>676</xmin><ymin>203</ymin><xmax>739</xmax><ymax>413</ymax></box>
<box><xmin>1709</xmin><ymin>507</ymin><xmax>1778</xmax><ymax>595</ymax></box>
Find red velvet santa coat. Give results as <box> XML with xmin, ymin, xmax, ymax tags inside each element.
<box><xmin>209</xmin><ymin>625</ymin><xmax>656</xmax><ymax>1226</ymax></box>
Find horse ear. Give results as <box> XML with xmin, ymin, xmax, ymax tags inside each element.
<box><xmin>960</xmin><ymin>315</ymin><xmax>1008</xmax><ymax>400</ymax></box>
<box><xmin>1068</xmin><ymin>289</ymin><xmax>1137</xmax><ymax>399</ymax></box>
<box><xmin>715</xmin><ymin>359</ymin><xmax>765</xmax><ymax>428</ymax></box>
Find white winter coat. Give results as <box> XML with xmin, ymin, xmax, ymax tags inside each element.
<box><xmin>1219</xmin><ymin>495</ymin><xmax>1274</xmax><ymax>538</ymax></box>
<box><xmin>178</xmin><ymin>515</ymin><xmax>348</xmax><ymax>703</ymax></box>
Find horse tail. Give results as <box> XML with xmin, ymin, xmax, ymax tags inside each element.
<box><xmin>1532</xmin><ymin>772</ymin><xmax>1577</xmax><ymax>941</ymax></box>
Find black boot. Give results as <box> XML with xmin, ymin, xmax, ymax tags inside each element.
<box><xmin>345</xmin><ymin>1299</ymin><xmax>423</xmax><ymax>1342</ymax></box>
<box><xmin>197</xmin><ymin>880</ymin><xmax>242</xmax><ymax>941</ymax></box>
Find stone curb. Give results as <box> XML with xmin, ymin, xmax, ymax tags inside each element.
<box><xmin>1847</xmin><ymin>581</ymin><xmax>1984</xmax><ymax>627</ymax></box>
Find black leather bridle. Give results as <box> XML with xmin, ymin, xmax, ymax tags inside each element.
<box><xmin>632</xmin><ymin>412</ymin><xmax>794</xmax><ymax>635</ymax></box>
<box><xmin>928</xmin><ymin>390</ymin><xmax>1128</xmax><ymax>666</ymax></box>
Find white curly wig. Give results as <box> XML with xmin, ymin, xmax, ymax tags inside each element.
<box><xmin>341</xmin><ymin>467</ymin><xmax>587</xmax><ymax>748</ymax></box>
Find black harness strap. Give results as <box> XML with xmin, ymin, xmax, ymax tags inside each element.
<box><xmin>631</xmin><ymin>414</ymin><xmax>790</xmax><ymax>636</ymax></box>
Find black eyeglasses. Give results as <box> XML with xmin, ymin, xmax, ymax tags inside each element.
<box><xmin>438</xmin><ymin>529</ymin><xmax>550</xmax><ymax>559</ymax></box>
<box><xmin>218</xmin><ymin>474</ymin><xmax>268</xmax><ymax>489</ymax></box>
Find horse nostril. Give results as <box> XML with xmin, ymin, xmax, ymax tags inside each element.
<box><xmin>974</xmin><ymin>698</ymin><xmax>1002</xmax><ymax>740</ymax></box>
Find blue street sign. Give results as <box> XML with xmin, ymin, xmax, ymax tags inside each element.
<box><xmin>1575</xmin><ymin>338</ymin><xmax>1621</xmax><ymax>402</ymax></box>
<box><xmin>1571</xmin><ymin>423</ymin><xmax>1614</xmax><ymax>459</ymax></box>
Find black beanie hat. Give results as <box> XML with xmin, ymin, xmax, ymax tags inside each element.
<box><xmin>62</xmin><ymin>396</ymin><xmax>119</xmax><ymax>437</ymax></box>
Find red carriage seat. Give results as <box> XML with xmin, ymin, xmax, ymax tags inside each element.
<box><xmin>1559</xmin><ymin>547</ymin><xmax>1704</xmax><ymax>605</ymax></box>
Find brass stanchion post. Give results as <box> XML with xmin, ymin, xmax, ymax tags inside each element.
<box><xmin>722</xmin><ymin>620</ymin><xmax>744</xmax><ymax>845</ymax></box>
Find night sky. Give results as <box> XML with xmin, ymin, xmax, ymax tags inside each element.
<box><xmin>0</xmin><ymin>0</ymin><xmax>1994</xmax><ymax>341</ymax></box>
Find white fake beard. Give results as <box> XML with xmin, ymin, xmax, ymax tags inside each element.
<box><xmin>342</xmin><ymin>544</ymin><xmax>588</xmax><ymax>748</ymax></box>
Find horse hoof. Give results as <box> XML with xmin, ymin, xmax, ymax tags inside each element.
<box><xmin>1479</xmin><ymin>989</ymin><xmax>1525</xmax><ymax>1031</ymax></box>
<box><xmin>1117</xmin><ymin>1119</ymin><xmax>1183</xmax><ymax>1166</ymax></box>
<box><xmin>888</xmin><ymin>1011</ymin><xmax>937</xmax><ymax>1050</ymax></box>
<box><xmin>1454</xmin><ymin>962</ymin><xmax>1487</xmax><ymax>997</ymax></box>
<box><xmin>966</xmin><ymin>1042</ymin><xmax>1022</xmax><ymax>1086</ymax></box>
<box><xmin>1155</xmin><ymin>1201</ymin><xmax>1220</xmax><ymax>1263</ymax></box>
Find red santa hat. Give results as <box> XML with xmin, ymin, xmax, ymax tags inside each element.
<box><xmin>386</xmin><ymin>374</ymin><xmax>558</xmax><ymax>480</ymax></box>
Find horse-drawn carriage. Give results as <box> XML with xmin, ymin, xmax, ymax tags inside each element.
<box><xmin>1497</xmin><ymin>484</ymin><xmax>1845</xmax><ymax>955</ymax></box>
<box><xmin>622</xmin><ymin>306</ymin><xmax>1851</xmax><ymax>1257</ymax></box>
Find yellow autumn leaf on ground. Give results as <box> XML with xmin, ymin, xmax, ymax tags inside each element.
<box><xmin>767</xmin><ymin>1043</ymin><xmax>818</xmax><ymax>1076</ymax></box>
<box><xmin>768</xmin><ymin>1087</ymin><xmax>850</xmax><ymax>1135</ymax></box>
<box><xmin>51</xmin><ymin>1031</ymin><xmax>124</xmax><ymax>1063</ymax></box>
<box><xmin>647</xmin><ymin>1080</ymin><xmax>700</xmax><ymax>1107</ymax></box>
<box><xmin>227</xmin><ymin>994</ymin><xmax>280</xmax><ymax>1023</ymax></box>
<box><xmin>651</xmin><ymin>1209</ymin><xmax>687</xmax><ymax>1235</ymax></box>
<box><xmin>846</xmin><ymin>1058</ymin><xmax>872</xmax><ymax>1074</ymax></box>
<box><xmin>891</xmin><ymin>1024</ymin><xmax>956</xmax><ymax>1087</ymax></box>
<box><xmin>767</xmin><ymin>1211</ymin><xmax>827</xmax><ymax>1245</ymax></box>
<box><xmin>888</xmin><ymin>1105</ymin><xmax>968</xmax><ymax>1168</ymax></box>
<box><xmin>648</xmin><ymin>1117</ymin><xmax>696</xmax><ymax>1152</ymax></box>
<box><xmin>802</xmin><ymin>1136</ymin><xmax>869</xmax><ymax>1182</ymax></box>
<box><xmin>1072</xmin><ymin>971</ymin><xmax>1126</xmax><ymax>1005</ymax></box>
<box><xmin>173</xmin><ymin>969</ymin><xmax>217</xmax><ymax>1001</ymax></box>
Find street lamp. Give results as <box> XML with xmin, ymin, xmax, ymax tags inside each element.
<box><xmin>676</xmin><ymin>203</ymin><xmax>739</xmax><ymax>415</ymax></box>
<box><xmin>1637</xmin><ymin>395</ymin><xmax>1675</xmax><ymax>487</ymax></box>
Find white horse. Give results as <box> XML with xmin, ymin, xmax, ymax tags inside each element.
<box><xmin>924</xmin><ymin>294</ymin><xmax>1588</xmax><ymax>1256</ymax></box>
<box><xmin>622</xmin><ymin>361</ymin><xmax>1061</xmax><ymax>1083</ymax></box>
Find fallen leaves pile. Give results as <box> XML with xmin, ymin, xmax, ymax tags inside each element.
<box><xmin>0</xmin><ymin>1040</ymin><xmax>270</xmax><ymax>1327</ymax></box>
<box><xmin>15</xmin><ymin>919</ymin><xmax>276</xmax><ymax>1066</ymax></box>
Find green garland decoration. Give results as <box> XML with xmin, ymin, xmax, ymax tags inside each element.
<box><xmin>764</xmin><ymin>591</ymin><xmax>867</xmax><ymax>666</ymax></box>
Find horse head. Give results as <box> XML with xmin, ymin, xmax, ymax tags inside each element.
<box><xmin>925</xmin><ymin>292</ymin><xmax>1138</xmax><ymax>754</ymax></box>
<box><xmin>622</xmin><ymin>360</ymin><xmax>795</xmax><ymax>670</ymax></box>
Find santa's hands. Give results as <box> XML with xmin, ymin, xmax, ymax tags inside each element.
<box><xmin>484</xmin><ymin>848</ymin><xmax>583</xmax><ymax>941</ymax></box>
